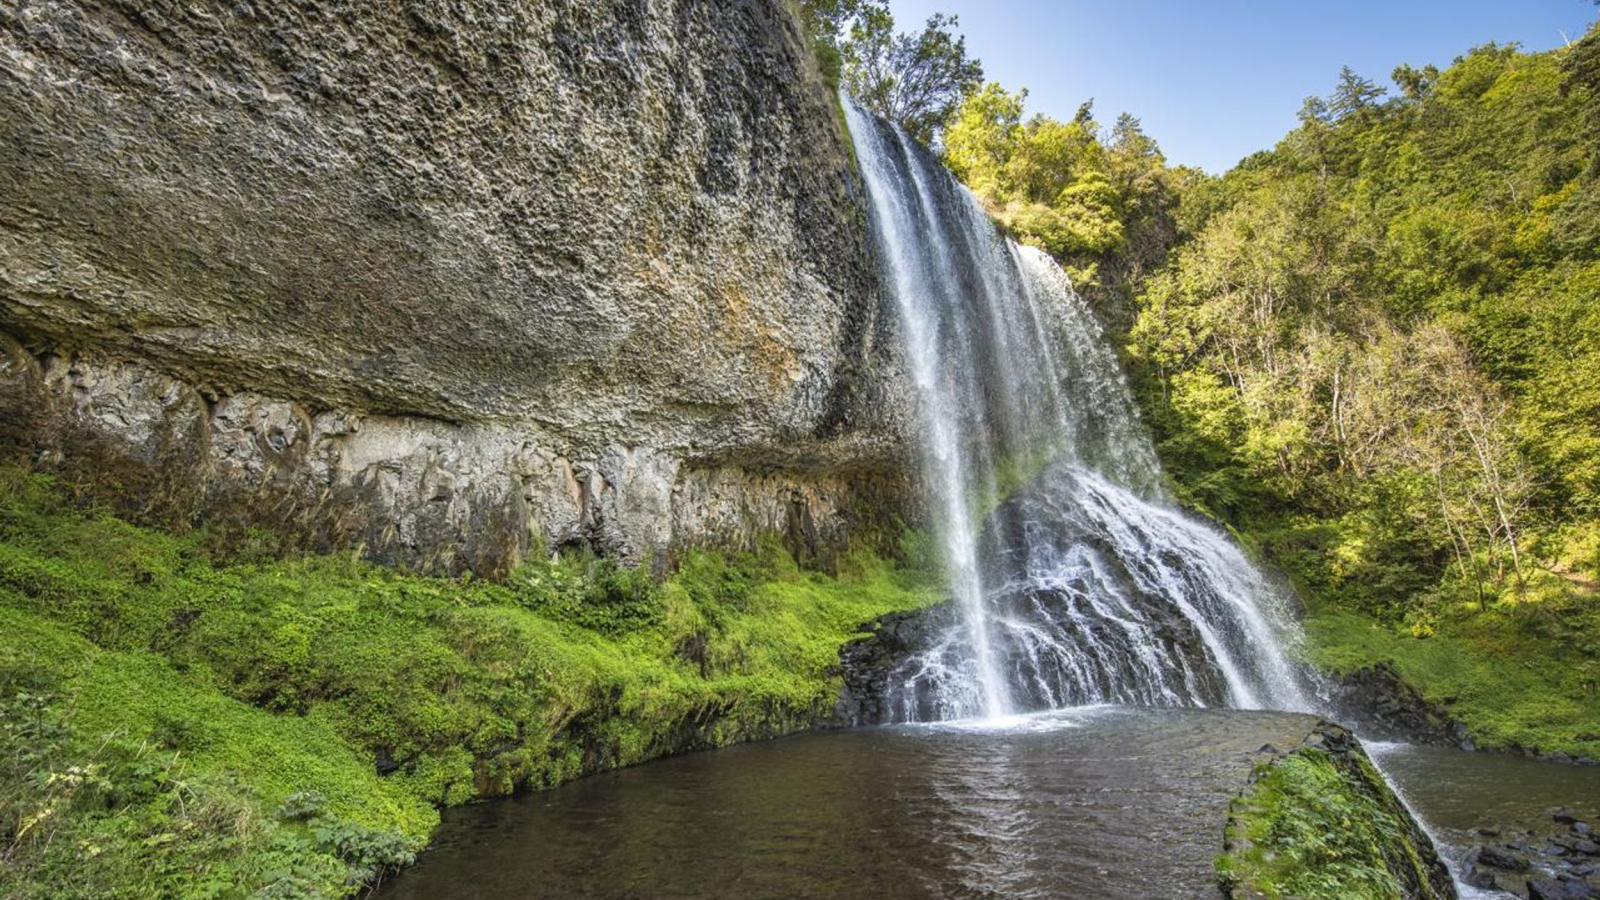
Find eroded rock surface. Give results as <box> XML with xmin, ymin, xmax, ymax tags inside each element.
<box><xmin>0</xmin><ymin>0</ymin><xmax>914</xmax><ymax>569</ymax></box>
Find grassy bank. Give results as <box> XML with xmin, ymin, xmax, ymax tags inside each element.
<box><xmin>0</xmin><ymin>467</ymin><xmax>941</xmax><ymax>898</ymax></box>
<box><xmin>1301</xmin><ymin>596</ymin><xmax>1600</xmax><ymax>760</ymax></box>
<box><xmin>1217</xmin><ymin>726</ymin><xmax>1454</xmax><ymax>900</ymax></box>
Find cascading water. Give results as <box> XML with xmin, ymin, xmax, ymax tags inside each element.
<box><xmin>845</xmin><ymin>104</ymin><xmax>1309</xmax><ymax>723</ymax></box>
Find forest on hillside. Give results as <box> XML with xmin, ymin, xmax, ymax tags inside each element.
<box><xmin>807</xmin><ymin>0</ymin><xmax>1600</xmax><ymax>753</ymax></box>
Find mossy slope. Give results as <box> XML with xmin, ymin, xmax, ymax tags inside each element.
<box><xmin>1218</xmin><ymin>723</ymin><xmax>1456</xmax><ymax>900</ymax></box>
<box><xmin>0</xmin><ymin>467</ymin><xmax>940</xmax><ymax>898</ymax></box>
<box><xmin>1302</xmin><ymin>599</ymin><xmax>1600</xmax><ymax>760</ymax></box>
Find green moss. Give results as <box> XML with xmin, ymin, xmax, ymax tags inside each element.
<box><xmin>1219</xmin><ymin>744</ymin><xmax>1447</xmax><ymax>900</ymax></box>
<box><xmin>1302</xmin><ymin>602</ymin><xmax>1600</xmax><ymax>760</ymax></box>
<box><xmin>0</xmin><ymin>466</ymin><xmax>941</xmax><ymax>897</ymax></box>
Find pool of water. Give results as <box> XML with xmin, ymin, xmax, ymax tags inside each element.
<box><xmin>376</xmin><ymin>709</ymin><xmax>1600</xmax><ymax>900</ymax></box>
<box><xmin>376</xmin><ymin>707</ymin><xmax>1320</xmax><ymax>900</ymax></box>
<box><xmin>1371</xmin><ymin>742</ymin><xmax>1600</xmax><ymax>898</ymax></box>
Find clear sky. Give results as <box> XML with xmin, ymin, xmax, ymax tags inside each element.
<box><xmin>886</xmin><ymin>0</ymin><xmax>1599</xmax><ymax>173</ymax></box>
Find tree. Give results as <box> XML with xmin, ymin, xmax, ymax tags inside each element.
<box><xmin>1330</xmin><ymin>66</ymin><xmax>1386</xmax><ymax>121</ymax></box>
<box><xmin>941</xmin><ymin>81</ymin><xmax>1026</xmax><ymax>196</ymax></box>
<box><xmin>1392</xmin><ymin>63</ymin><xmax>1439</xmax><ymax>102</ymax></box>
<box><xmin>840</xmin><ymin>8</ymin><xmax>984</xmax><ymax>146</ymax></box>
<box><xmin>1561</xmin><ymin>22</ymin><xmax>1600</xmax><ymax>172</ymax></box>
<box><xmin>796</xmin><ymin>0</ymin><xmax>868</xmax><ymax>87</ymax></box>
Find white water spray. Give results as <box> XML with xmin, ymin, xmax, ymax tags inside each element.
<box><xmin>845</xmin><ymin>104</ymin><xmax>1309</xmax><ymax>721</ymax></box>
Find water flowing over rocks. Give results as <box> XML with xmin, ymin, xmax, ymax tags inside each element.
<box><xmin>840</xmin><ymin>104</ymin><xmax>1307</xmax><ymax>723</ymax></box>
<box><xmin>0</xmin><ymin>0</ymin><xmax>915</xmax><ymax>570</ymax></box>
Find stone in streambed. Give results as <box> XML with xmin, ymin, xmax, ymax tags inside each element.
<box><xmin>1527</xmin><ymin>874</ymin><xmax>1594</xmax><ymax>900</ymax></box>
<box><xmin>1463</xmin><ymin>864</ymin><xmax>1499</xmax><ymax>889</ymax></box>
<box><xmin>1480</xmin><ymin>844</ymin><xmax>1534</xmax><ymax>871</ymax></box>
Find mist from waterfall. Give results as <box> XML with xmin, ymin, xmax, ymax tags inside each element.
<box><xmin>844</xmin><ymin>104</ymin><xmax>1309</xmax><ymax>722</ymax></box>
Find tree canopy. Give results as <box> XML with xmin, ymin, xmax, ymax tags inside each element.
<box><xmin>799</xmin><ymin>0</ymin><xmax>983</xmax><ymax>146</ymax></box>
<box><xmin>1126</xmin><ymin>39</ymin><xmax>1600</xmax><ymax>618</ymax></box>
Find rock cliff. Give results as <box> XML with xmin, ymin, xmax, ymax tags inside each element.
<box><xmin>0</xmin><ymin>0</ymin><xmax>913</xmax><ymax>571</ymax></box>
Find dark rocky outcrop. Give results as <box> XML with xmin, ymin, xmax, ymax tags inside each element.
<box><xmin>1321</xmin><ymin>663</ymin><xmax>1600</xmax><ymax>766</ymax></box>
<box><xmin>1</xmin><ymin>0</ymin><xmax>915</xmax><ymax>572</ymax></box>
<box><xmin>1321</xmin><ymin>661</ymin><xmax>1469</xmax><ymax>748</ymax></box>
<box><xmin>1528</xmin><ymin>876</ymin><xmax>1595</xmax><ymax>900</ymax></box>
<box><xmin>838</xmin><ymin>462</ymin><xmax>1236</xmax><ymax>723</ymax></box>
<box><xmin>836</xmin><ymin>602</ymin><xmax>959</xmax><ymax>724</ymax></box>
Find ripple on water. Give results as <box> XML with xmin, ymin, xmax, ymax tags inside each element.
<box><xmin>377</xmin><ymin>707</ymin><xmax>1324</xmax><ymax>900</ymax></box>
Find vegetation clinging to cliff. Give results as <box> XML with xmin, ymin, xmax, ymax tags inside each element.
<box><xmin>798</xmin><ymin>0</ymin><xmax>983</xmax><ymax>146</ymax></box>
<box><xmin>0</xmin><ymin>467</ymin><xmax>942</xmax><ymax>899</ymax></box>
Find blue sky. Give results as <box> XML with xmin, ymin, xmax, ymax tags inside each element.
<box><xmin>886</xmin><ymin>0</ymin><xmax>1599</xmax><ymax>173</ymax></box>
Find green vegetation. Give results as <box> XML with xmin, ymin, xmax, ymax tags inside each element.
<box><xmin>933</xmin><ymin>22</ymin><xmax>1600</xmax><ymax>756</ymax></box>
<box><xmin>1305</xmin><ymin>607</ymin><xmax>1600</xmax><ymax>759</ymax></box>
<box><xmin>942</xmin><ymin>83</ymin><xmax>1190</xmax><ymax>321</ymax></box>
<box><xmin>0</xmin><ymin>466</ymin><xmax>940</xmax><ymax>898</ymax></box>
<box><xmin>1218</xmin><ymin>741</ymin><xmax>1451</xmax><ymax>900</ymax></box>
<box><xmin>1129</xmin><ymin>41</ymin><xmax>1600</xmax><ymax>603</ymax></box>
<box><xmin>1123</xmin><ymin>35</ymin><xmax>1600</xmax><ymax>755</ymax></box>
<box><xmin>798</xmin><ymin>0</ymin><xmax>983</xmax><ymax>146</ymax></box>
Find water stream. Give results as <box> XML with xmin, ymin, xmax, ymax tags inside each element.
<box><xmin>844</xmin><ymin>105</ymin><xmax>1307</xmax><ymax>722</ymax></box>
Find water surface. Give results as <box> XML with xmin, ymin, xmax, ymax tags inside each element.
<box><xmin>1372</xmin><ymin>742</ymin><xmax>1600</xmax><ymax>897</ymax></box>
<box><xmin>378</xmin><ymin>707</ymin><xmax>1319</xmax><ymax>900</ymax></box>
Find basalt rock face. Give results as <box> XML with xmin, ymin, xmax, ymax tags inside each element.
<box><xmin>0</xmin><ymin>0</ymin><xmax>913</xmax><ymax>571</ymax></box>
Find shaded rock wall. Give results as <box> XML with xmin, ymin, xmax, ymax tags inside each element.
<box><xmin>0</xmin><ymin>0</ymin><xmax>915</xmax><ymax>570</ymax></box>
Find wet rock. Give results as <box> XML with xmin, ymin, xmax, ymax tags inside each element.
<box><xmin>1480</xmin><ymin>845</ymin><xmax>1533</xmax><ymax>871</ymax></box>
<box><xmin>836</xmin><ymin>604</ymin><xmax>962</xmax><ymax>725</ymax></box>
<box><xmin>1575</xmin><ymin>840</ymin><xmax>1600</xmax><ymax>857</ymax></box>
<box><xmin>1322</xmin><ymin>661</ymin><xmax>1466</xmax><ymax>747</ymax></box>
<box><xmin>1527</xmin><ymin>874</ymin><xmax>1593</xmax><ymax>900</ymax></box>
<box><xmin>1576</xmin><ymin>823</ymin><xmax>1594</xmax><ymax>838</ymax></box>
<box><xmin>1463</xmin><ymin>865</ymin><xmax>1499</xmax><ymax>889</ymax></box>
<box><xmin>838</xmin><ymin>462</ymin><xmax>1244</xmax><ymax>723</ymax></box>
<box><xmin>1558</xmin><ymin>811</ymin><xmax>1584</xmax><ymax>825</ymax></box>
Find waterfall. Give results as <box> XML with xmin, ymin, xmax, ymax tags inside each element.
<box><xmin>845</xmin><ymin>104</ymin><xmax>1309</xmax><ymax>722</ymax></box>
